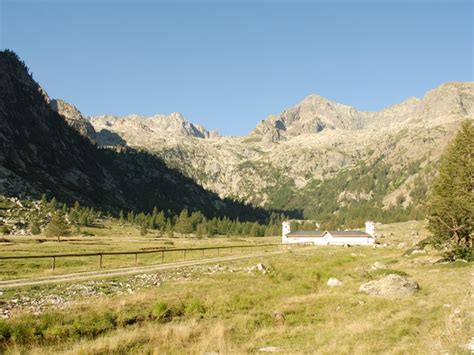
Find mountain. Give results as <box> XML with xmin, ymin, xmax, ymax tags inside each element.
<box><xmin>0</xmin><ymin>50</ymin><xmax>265</xmax><ymax>220</ymax></box>
<box><xmin>90</xmin><ymin>112</ymin><xmax>219</xmax><ymax>141</ymax></box>
<box><xmin>84</xmin><ymin>81</ymin><xmax>473</xmax><ymax>225</ymax></box>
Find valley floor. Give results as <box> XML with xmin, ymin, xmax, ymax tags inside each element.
<box><xmin>0</xmin><ymin>221</ymin><xmax>472</xmax><ymax>354</ymax></box>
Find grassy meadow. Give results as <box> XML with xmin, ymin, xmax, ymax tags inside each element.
<box><xmin>0</xmin><ymin>220</ymin><xmax>279</xmax><ymax>280</ymax></box>
<box><xmin>0</xmin><ymin>221</ymin><xmax>472</xmax><ymax>354</ymax></box>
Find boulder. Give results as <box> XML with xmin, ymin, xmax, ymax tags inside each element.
<box><xmin>327</xmin><ymin>277</ymin><xmax>343</xmax><ymax>287</ymax></box>
<box><xmin>258</xmin><ymin>346</ymin><xmax>280</xmax><ymax>353</ymax></box>
<box><xmin>398</xmin><ymin>242</ymin><xmax>408</xmax><ymax>249</ymax></box>
<box><xmin>371</xmin><ymin>261</ymin><xmax>387</xmax><ymax>270</ymax></box>
<box><xmin>359</xmin><ymin>274</ymin><xmax>419</xmax><ymax>298</ymax></box>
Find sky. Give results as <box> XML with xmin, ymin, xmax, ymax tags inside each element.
<box><xmin>1</xmin><ymin>0</ymin><xmax>472</xmax><ymax>136</ymax></box>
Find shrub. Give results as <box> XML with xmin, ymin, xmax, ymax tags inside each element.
<box><xmin>184</xmin><ymin>298</ymin><xmax>206</xmax><ymax>316</ymax></box>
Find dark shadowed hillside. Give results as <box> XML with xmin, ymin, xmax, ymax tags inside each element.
<box><xmin>0</xmin><ymin>50</ymin><xmax>267</xmax><ymax>220</ymax></box>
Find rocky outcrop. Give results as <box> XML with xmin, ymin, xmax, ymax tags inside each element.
<box><xmin>51</xmin><ymin>99</ymin><xmax>97</xmax><ymax>143</ymax></box>
<box><xmin>359</xmin><ymin>274</ymin><xmax>419</xmax><ymax>298</ymax></box>
<box><xmin>90</xmin><ymin>112</ymin><xmax>218</xmax><ymax>143</ymax></box>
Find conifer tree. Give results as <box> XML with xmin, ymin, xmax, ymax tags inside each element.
<box><xmin>175</xmin><ymin>209</ymin><xmax>193</xmax><ymax>234</ymax></box>
<box><xmin>45</xmin><ymin>212</ymin><xmax>70</xmax><ymax>242</ymax></box>
<box><xmin>427</xmin><ymin>120</ymin><xmax>473</xmax><ymax>260</ymax></box>
<box><xmin>30</xmin><ymin>219</ymin><xmax>41</xmax><ymax>235</ymax></box>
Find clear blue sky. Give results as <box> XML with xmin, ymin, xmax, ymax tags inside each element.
<box><xmin>1</xmin><ymin>0</ymin><xmax>472</xmax><ymax>135</ymax></box>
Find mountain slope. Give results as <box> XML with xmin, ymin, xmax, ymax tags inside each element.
<box><xmin>85</xmin><ymin>81</ymin><xmax>473</xmax><ymax>224</ymax></box>
<box><xmin>0</xmin><ymin>50</ymin><xmax>265</xmax><ymax>220</ymax></box>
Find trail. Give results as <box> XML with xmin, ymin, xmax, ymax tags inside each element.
<box><xmin>0</xmin><ymin>248</ymin><xmax>304</xmax><ymax>289</ymax></box>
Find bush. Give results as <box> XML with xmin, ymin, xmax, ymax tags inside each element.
<box><xmin>184</xmin><ymin>298</ymin><xmax>206</xmax><ymax>316</ymax></box>
<box><xmin>0</xmin><ymin>319</ymin><xmax>11</xmax><ymax>342</ymax></box>
<box><xmin>1</xmin><ymin>225</ymin><xmax>10</xmax><ymax>235</ymax></box>
<box><xmin>151</xmin><ymin>302</ymin><xmax>184</xmax><ymax>322</ymax></box>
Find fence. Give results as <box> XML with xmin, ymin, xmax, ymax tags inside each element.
<box><xmin>0</xmin><ymin>243</ymin><xmax>312</xmax><ymax>272</ymax></box>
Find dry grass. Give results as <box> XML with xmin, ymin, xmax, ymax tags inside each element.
<box><xmin>1</xmin><ymin>221</ymin><xmax>472</xmax><ymax>354</ymax></box>
<box><xmin>0</xmin><ymin>219</ymin><xmax>279</xmax><ymax>280</ymax></box>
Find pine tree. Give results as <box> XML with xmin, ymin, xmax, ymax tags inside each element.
<box><xmin>426</xmin><ymin>120</ymin><xmax>473</xmax><ymax>260</ymax></box>
<box><xmin>45</xmin><ymin>212</ymin><xmax>70</xmax><ymax>242</ymax></box>
<box><xmin>175</xmin><ymin>209</ymin><xmax>193</xmax><ymax>234</ymax></box>
<box><xmin>30</xmin><ymin>219</ymin><xmax>41</xmax><ymax>235</ymax></box>
<box><xmin>140</xmin><ymin>223</ymin><xmax>148</xmax><ymax>236</ymax></box>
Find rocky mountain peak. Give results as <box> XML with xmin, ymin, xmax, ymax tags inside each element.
<box><xmin>89</xmin><ymin>112</ymin><xmax>218</xmax><ymax>141</ymax></box>
<box><xmin>51</xmin><ymin>99</ymin><xmax>97</xmax><ymax>143</ymax></box>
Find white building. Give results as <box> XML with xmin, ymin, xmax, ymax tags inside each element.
<box><xmin>282</xmin><ymin>221</ymin><xmax>375</xmax><ymax>246</ymax></box>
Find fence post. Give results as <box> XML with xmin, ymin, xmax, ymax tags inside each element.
<box><xmin>52</xmin><ymin>256</ymin><xmax>55</xmax><ymax>271</ymax></box>
<box><xmin>161</xmin><ymin>251</ymin><xmax>164</xmax><ymax>263</ymax></box>
<box><xmin>202</xmin><ymin>249</ymin><xmax>204</xmax><ymax>257</ymax></box>
<box><xmin>99</xmin><ymin>254</ymin><xmax>103</xmax><ymax>268</ymax></box>
<box><xmin>218</xmin><ymin>248</ymin><xmax>220</xmax><ymax>256</ymax></box>
<box><xmin>135</xmin><ymin>253</ymin><xmax>138</xmax><ymax>265</ymax></box>
<box><xmin>184</xmin><ymin>250</ymin><xmax>186</xmax><ymax>260</ymax></box>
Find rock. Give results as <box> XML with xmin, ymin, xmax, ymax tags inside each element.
<box><xmin>256</xmin><ymin>263</ymin><xmax>267</xmax><ymax>274</ymax></box>
<box><xmin>371</xmin><ymin>261</ymin><xmax>387</xmax><ymax>270</ymax></box>
<box><xmin>327</xmin><ymin>277</ymin><xmax>343</xmax><ymax>287</ymax></box>
<box><xmin>398</xmin><ymin>242</ymin><xmax>408</xmax><ymax>249</ymax></box>
<box><xmin>273</xmin><ymin>311</ymin><xmax>285</xmax><ymax>324</ymax></box>
<box><xmin>342</xmin><ymin>243</ymin><xmax>351</xmax><ymax>248</ymax></box>
<box><xmin>411</xmin><ymin>249</ymin><xmax>426</xmax><ymax>255</ymax></box>
<box><xmin>465</xmin><ymin>337</ymin><xmax>474</xmax><ymax>352</ymax></box>
<box><xmin>258</xmin><ymin>346</ymin><xmax>280</xmax><ymax>353</ymax></box>
<box><xmin>359</xmin><ymin>274</ymin><xmax>419</xmax><ymax>298</ymax></box>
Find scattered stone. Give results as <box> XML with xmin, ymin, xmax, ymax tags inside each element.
<box><xmin>411</xmin><ymin>249</ymin><xmax>426</xmax><ymax>255</ymax></box>
<box><xmin>327</xmin><ymin>277</ymin><xmax>343</xmax><ymax>287</ymax></box>
<box><xmin>358</xmin><ymin>300</ymin><xmax>367</xmax><ymax>306</ymax></box>
<box><xmin>257</xmin><ymin>263</ymin><xmax>268</xmax><ymax>274</ymax></box>
<box><xmin>258</xmin><ymin>346</ymin><xmax>280</xmax><ymax>353</ymax></box>
<box><xmin>398</xmin><ymin>242</ymin><xmax>408</xmax><ymax>249</ymax></box>
<box><xmin>371</xmin><ymin>262</ymin><xmax>386</xmax><ymax>270</ymax></box>
<box><xmin>273</xmin><ymin>311</ymin><xmax>285</xmax><ymax>324</ymax></box>
<box><xmin>465</xmin><ymin>337</ymin><xmax>474</xmax><ymax>352</ymax></box>
<box><xmin>359</xmin><ymin>274</ymin><xmax>419</xmax><ymax>298</ymax></box>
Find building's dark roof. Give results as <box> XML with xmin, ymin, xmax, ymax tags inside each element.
<box><xmin>328</xmin><ymin>230</ymin><xmax>370</xmax><ymax>237</ymax></box>
<box><xmin>286</xmin><ymin>230</ymin><xmax>325</xmax><ymax>238</ymax></box>
<box><xmin>286</xmin><ymin>230</ymin><xmax>371</xmax><ymax>238</ymax></box>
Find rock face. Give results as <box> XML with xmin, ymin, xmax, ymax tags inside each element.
<box><xmin>359</xmin><ymin>274</ymin><xmax>419</xmax><ymax>298</ymax></box>
<box><xmin>90</xmin><ymin>112</ymin><xmax>218</xmax><ymax>142</ymax></box>
<box><xmin>51</xmin><ymin>99</ymin><xmax>97</xmax><ymax>143</ymax></box>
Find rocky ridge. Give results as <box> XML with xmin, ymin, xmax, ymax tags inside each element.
<box><xmin>81</xmin><ymin>82</ymin><xmax>473</xmax><ymax>216</ymax></box>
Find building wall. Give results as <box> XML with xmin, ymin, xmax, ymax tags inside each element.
<box><xmin>284</xmin><ymin>235</ymin><xmax>374</xmax><ymax>245</ymax></box>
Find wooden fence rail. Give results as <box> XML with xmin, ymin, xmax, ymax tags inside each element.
<box><xmin>0</xmin><ymin>243</ymin><xmax>311</xmax><ymax>272</ymax></box>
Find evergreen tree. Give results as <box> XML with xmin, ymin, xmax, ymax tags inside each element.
<box><xmin>49</xmin><ymin>197</ymin><xmax>57</xmax><ymax>211</ymax></box>
<box><xmin>175</xmin><ymin>209</ymin><xmax>194</xmax><ymax>234</ymax></box>
<box><xmin>45</xmin><ymin>212</ymin><xmax>70</xmax><ymax>242</ymax></box>
<box><xmin>140</xmin><ymin>223</ymin><xmax>148</xmax><ymax>236</ymax></box>
<box><xmin>30</xmin><ymin>219</ymin><xmax>41</xmax><ymax>235</ymax></box>
<box><xmin>119</xmin><ymin>210</ymin><xmax>125</xmax><ymax>224</ymax></box>
<box><xmin>426</xmin><ymin>120</ymin><xmax>473</xmax><ymax>260</ymax></box>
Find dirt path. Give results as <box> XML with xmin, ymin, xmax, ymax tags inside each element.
<box><xmin>0</xmin><ymin>249</ymin><xmax>301</xmax><ymax>289</ymax></box>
